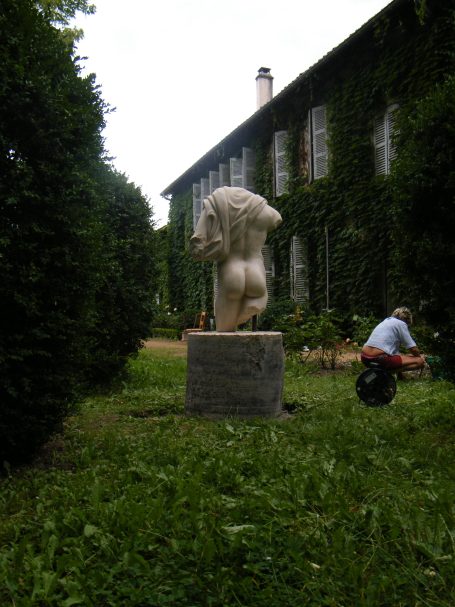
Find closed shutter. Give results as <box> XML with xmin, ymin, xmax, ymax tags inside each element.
<box><xmin>374</xmin><ymin>114</ymin><xmax>387</xmax><ymax>175</ymax></box>
<box><xmin>262</xmin><ymin>245</ymin><xmax>274</xmax><ymax>301</ymax></box>
<box><xmin>209</xmin><ymin>170</ymin><xmax>219</xmax><ymax>193</ymax></box>
<box><xmin>192</xmin><ymin>183</ymin><xmax>201</xmax><ymax>229</ymax></box>
<box><xmin>274</xmin><ymin>130</ymin><xmax>288</xmax><ymax>196</ymax></box>
<box><xmin>375</xmin><ymin>104</ymin><xmax>399</xmax><ymax>175</ymax></box>
<box><xmin>242</xmin><ymin>147</ymin><xmax>256</xmax><ymax>192</ymax></box>
<box><xmin>311</xmin><ymin>105</ymin><xmax>328</xmax><ymax>179</ymax></box>
<box><xmin>290</xmin><ymin>236</ymin><xmax>309</xmax><ymax>304</ymax></box>
<box><xmin>219</xmin><ymin>163</ymin><xmax>230</xmax><ymax>187</ymax></box>
<box><xmin>230</xmin><ymin>158</ymin><xmax>243</xmax><ymax>187</ymax></box>
<box><xmin>387</xmin><ymin>104</ymin><xmax>399</xmax><ymax>167</ymax></box>
<box><xmin>200</xmin><ymin>177</ymin><xmax>210</xmax><ymax>201</ymax></box>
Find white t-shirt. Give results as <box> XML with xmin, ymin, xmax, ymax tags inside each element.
<box><xmin>365</xmin><ymin>317</ymin><xmax>416</xmax><ymax>356</ymax></box>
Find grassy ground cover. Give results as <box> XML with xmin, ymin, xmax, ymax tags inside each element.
<box><xmin>0</xmin><ymin>344</ymin><xmax>454</xmax><ymax>606</ymax></box>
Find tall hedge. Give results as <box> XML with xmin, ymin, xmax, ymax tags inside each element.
<box><xmin>0</xmin><ymin>0</ymin><xmax>157</xmax><ymax>463</ymax></box>
<box><xmin>87</xmin><ymin>167</ymin><xmax>156</xmax><ymax>382</ymax></box>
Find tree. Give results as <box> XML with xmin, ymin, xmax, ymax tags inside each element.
<box><xmin>35</xmin><ymin>0</ymin><xmax>95</xmax><ymax>25</ymax></box>
<box><xmin>0</xmin><ymin>0</ymin><xmax>103</xmax><ymax>463</ymax></box>
<box><xmin>35</xmin><ymin>0</ymin><xmax>96</xmax><ymax>43</ymax></box>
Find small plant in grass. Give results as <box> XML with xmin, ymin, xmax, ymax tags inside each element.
<box><xmin>300</xmin><ymin>311</ymin><xmax>344</xmax><ymax>369</ymax></box>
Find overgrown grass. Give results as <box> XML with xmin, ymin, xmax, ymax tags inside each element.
<box><xmin>0</xmin><ymin>348</ymin><xmax>454</xmax><ymax>606</ymax></box>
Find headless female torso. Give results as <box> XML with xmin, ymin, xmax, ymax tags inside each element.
<box><xmin>215</xmin><ymin>204</ymin><xmax>282</xmax><ymax>331</ymax></box>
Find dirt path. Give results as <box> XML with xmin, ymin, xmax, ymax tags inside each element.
<box><xmin>142</xmin><ymin>338</ymin><xmax>187</xmax><ymax>357</ymax></box>
<box><xmin>142</xmin><ymin>338</ymin><xmax>361</xmax><ymax>364</ymax></box>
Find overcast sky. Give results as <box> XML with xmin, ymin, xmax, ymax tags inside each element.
<box><xmin>73</xmin><ymin>0</ymin><xmax>392</xmax><ymax>226</ymax></box>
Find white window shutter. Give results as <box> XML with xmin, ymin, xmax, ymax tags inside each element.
<box><xmin>374</xmin><ymin>114</ymin><xmax>387</xmax><ymax>175</ymax></box>
<box><xmin>200</xmin><ymin>177</ymin><xmax>210</xmax><ymax>200</ymax></box>
<box><xmin>274</xmin><ymin>130</ymin><xmax>288</xmax><ymax>196</ymax></box>
<box><xmin>219</xmin><ymin>163</ymin><xmax>230</xmax><ymax>186</ymax></box>
<box><xmin>242</xmin><ymin>147</ymin><xmax>256</xmax><ymax>192</ymax></box>
<box><xmin>311</xmin><ymin>105</ymin><xmax>328</xmax><ymax>179</ymax></box>
<box><xmin>290</xmin><ymin>236</ymin><xmax>309</xmax><ymax>304</ymax></box>
<box><xmin>209</xmin><ymin>170</ymin><xmax>220</xmax><ymax>193</ymax></box>
<box><xmin>230</xmin><ymin>158</ymin><xmax>243</xmax><ymax>187</ymax></box>
<box><xmin>375</xmin><ymin>103</ymin><xmax>399</xmax><ymax>175</ymax></box>
<box><xmin>387</xmin><ymin>104</ymin><xmax>399</xmax><ymax>167</ymax></box>
<box><xmin>192</xmin><ymin>183</ymin><xmax>201</xmax><ymax>229</ymax></box>
<box><xmin>262</xmin><ymin>245</ymin><xmax>274</xmax><ymax>301</ymax></box>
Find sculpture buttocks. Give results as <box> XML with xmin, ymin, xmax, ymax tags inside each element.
<box><xmin>190</xmin><ymin>186</ymin><xmax>282</xmax><ymax>331</ymax></box>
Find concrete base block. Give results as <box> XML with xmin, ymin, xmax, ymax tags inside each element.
<box><xmin>185</xmin><ymin>332</ymin><xmax>284</xmax><ymax>419</ymax></box>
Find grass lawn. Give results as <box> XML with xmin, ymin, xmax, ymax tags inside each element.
<box><xmin>0</xmin><ymin>343</ymin><xmax>454</xmax><ymax>606</ymax></box>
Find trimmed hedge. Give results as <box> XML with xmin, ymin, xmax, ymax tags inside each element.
<box><xmin>0</xmin><ymin>1</ymin><xmax>157</xmax><ymax>464</ymax></box>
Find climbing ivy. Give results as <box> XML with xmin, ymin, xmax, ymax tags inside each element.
<box><xmin>166</xmin><ymin>0</ymin><xmax>454</xmax><ymax>323</ymax></box>
<box><xmin>167</xmin><ymin>190</ymin><xmax>214</xmax><ymax>316</ymax></box>
<box><xmin>263</xmin><ymin>0</ymin><xmax>455</xmax><ymax>318</ymax></box>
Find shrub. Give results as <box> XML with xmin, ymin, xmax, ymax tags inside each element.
<box><xmin>300</xmin><ymin>311</ymin><xmax>344</xmax><ymax>369</ymax></box>
<box><xmin>86</xmin><ymin>168</ymin><xmax>157</xmax><ymax>382</ymax></box>
<box><xmin>0</xmin><ymin>1</ymin><xmax>108</xmax><ymax>463</ymax></box>
<box><xmin>258</xmin><ymin>298</ymin><xmax>301</xmax><ymax>332</ymax></box>
<box><xmin>351</xmin><ymin>314</ymin><xmax>379</xmax><ymax>346</ymax></box>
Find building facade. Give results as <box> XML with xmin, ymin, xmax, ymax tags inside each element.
<box><xmin>161</xmin><ymin>0</ymin><xmax>454</xmax><ymax>321</ymax></box>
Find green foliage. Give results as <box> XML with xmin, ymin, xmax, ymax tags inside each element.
<box><xmin>299</xmin><ymin>311</ymin><xmax>344</xmax><ymax>369</ymax></box>
<box><xmin>35</xmin><ymin>0</ymin><xmax>95</xmax><ymax>43</ymax></box>
<box><xmin>260</xmin><ymin>305</ymin><xmax>346</xmax><ymax>370</ymax></box>
<box><xmin>36</xmin><ymin>0</ymin><xmax>95</xmax><ymax>25</ymax></box>
<box><xmin>86</xmin><ymin>168</ymin><xmax>156</xmax><ymax>382</ymax></box>
<box><xmin>154</xmin><ymin>225</ymin><xmax>170</xmax><ymax>308</ymax></box>
<box><xmin>0</xmin><ymin>348</ymin><xmax>454</xmax><ymax>605</ymax></box>
<box><xmin>257</xmin><ymin>298</ymin><xmax>297</xmax><ymax>331</ymax></box>
<box><xmin>0</xmin><ymin>0</ymin><xmax>106</xmax><ymax>462</ymax></box>
<box><xmin>164</xmin><ymin>0</ymin><xmax>455</xmax><ymax>374</ymax></box>
<box><xmin>0</xmin><ymin>1</ymin><xmax>157</xmax><ymax>463</ymax></box>
<box><xmin>167</xmin><ymin>191</ymin><xmax>214</xmax><ymax>314</ymax></box>
<box><xmin>390</xmin><ymin>75</ymin><xmax>455</xmax><ymax>379</ymax></box>
<box><xmin>351</xmin><ymin>313</ymin><xmax>380</xmax><ymax>346</ymax></box>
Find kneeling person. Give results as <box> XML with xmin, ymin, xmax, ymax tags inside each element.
<box><xmin>361</xmin><ymin>307</ymin><xmax>425</xmax><ymax>371</ymax></box>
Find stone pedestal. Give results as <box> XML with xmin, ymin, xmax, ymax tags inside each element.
<box><xmin>185</xmin><ymin>332</ymin><xmax>284</xmax><ymax>419</ymax></box>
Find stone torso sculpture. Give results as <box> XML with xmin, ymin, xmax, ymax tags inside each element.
<box><xmin>190</xmin><ymin>186</ymin><xmax>282</xmax><ymax>331</ymax></box>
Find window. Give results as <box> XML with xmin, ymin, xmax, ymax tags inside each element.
<box><xmin>274</xmin><ymin>130</ymin><xmax>288</xmax><ymax>196</ymax></box>
<box><xmin>229</xmin><ymin>148</ymin><xmax>255</xmax><ymax>190</ymax></box>
<box><xmin>290</xmin><ymin>236</ymin><xmax>309</xmax><ymax>304</ymax></box>
<box><xmin>200</xmin><ymin>177</ymin><xmax>210</xmax><ymax>202</ymax></box>
<box><xmin>209</xmin><ymin>170</ymin><xmax>219</xmax><ymax>193</ymax></box>
<box><xmin>219</xmin><ymin>163</ymin><xmax>230</xmax><ymax>187</ymax></box>
<box><xmin>242</xmin><ymin>147</ymin><xmax>256</xmax><ymax>192</ymax></box>
<box><xmin>311</xmin><ymin>105</ymin><xmax>328</xmax><ymax>180</ymax></box>
<box><xmin>262</xmin><ymin>245</ymin><xmax>275</xmax><ymax>300</ymax></box>
<box><xmin>230</xmin><ymin>157</ymin><xmax>243</xmax><ymax>187</ymax></box>
<box><xmin>192</xmin><ymin>183</ymin><xmax>201</xmax><ymax>229</ymax></box>
<box><xmin>374</xmin><ymin>104</ymin><xmax>399</xmax><ymax>175</ymax></box>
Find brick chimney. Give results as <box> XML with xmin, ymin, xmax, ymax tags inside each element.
<box><xmin>256</xmin><ymin>67</ymin><xmax>273</xmax><ymax>109</ymax></box>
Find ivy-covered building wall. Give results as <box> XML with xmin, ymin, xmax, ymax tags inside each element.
<box><xmin>162</xmin><ymin>0</ymin><xmax>454</xmax><ymax>324</ymax></box>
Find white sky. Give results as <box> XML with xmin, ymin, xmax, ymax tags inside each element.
<box><xmin>73</xmin><ymin>0</ymin><xmax>392</xmax><ymax>226</ymax></box>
